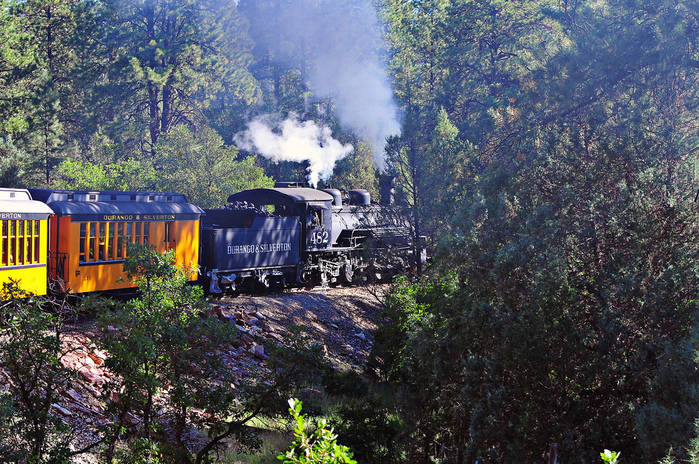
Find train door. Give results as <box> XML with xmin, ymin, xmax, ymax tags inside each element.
<box><xmin>164</xmin><ymin>221</ymin><xmax>175</xmax><ymax>250</ymax></box>
<box><xmin>49</xmin><ymin>216</ymin><xmax>70</xmax><ymax>292</ymax></box>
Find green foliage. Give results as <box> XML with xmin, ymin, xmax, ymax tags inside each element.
<box><xmin>190</xmin><ymin>324</ymin><xmax>325</xmax><ymax>464</ymax></box>
<box><xmin>278</xmin><ymin>398</ymin><xmax>356</xmax><ymax>464</ymax></box>
<box><xmin>102</xmin><ymin>0</ymin><xmax>259</xmax><ymax>152</ymax></box>
<box><xmin>53</xmin><ymin>158</ymin><xmax>157</xmax><ymax>191</ymax></box>
<box><xmin>327</xmin><ymin>143</ymin><xmax>378</xmax><ymax>198</ymax></box>
<box><xmin>321</xmin><ymin>369</ymin><xmax>369</xmax><ymax>399</ymax></box>
<box><xmin>0</xmin><ymin>136</ymin><xmax>31</xmax><ymax>188</ymax></box>
<box><xmin>116</xmin><ymin>438</ymin><xmax>162</xmax><ymax>464</ymax></box>
<box><xmin>331</xmin><ymin>393</ymin><xmax>405</xmax><ymax>464</ymax></box>
<box><xmin>374</xmin><ymin>144</ymin><xmax>699</xmax><ymax>463</ymax></box>
<box><xmin>0</xmin><ymin>282</ymin><xmax>93</xmax><ymax>463</ymax></box>
<box><xmin>0</xmin><ymin>2</ymin><xmax>36</xmax><ymax>136</ymax></box>
<box><xmin>373</xmin><ymin>0</ymin><xmax>699</xmax><ymax>462</ymax></box>
<box><xmin>601</xmin><ymin>449</ymin><xmax>620</xmax><ymax>464</ymax></box>
<box><xmin>660</xmin><ymin>419</ymin><xmax>699</xmax><ymax>464</ymax></box>
<box><xmin>374</xmin><ymin>96</ymin><xmax>699</xmax><ymax>461</ymax></box>
<box><xmin>94</xmin><ymin>244</ymin><xmax>238</xmax><ymax>463</ymax></box>
<box><xmin>0</xmin><ymin>0</ymin><xmax>105</xmax><ymax>185</ymax></box>
<box><xmin>383</xmin><ymin>0</ymin><xmax>561</xmax><ymax>262</ymax></box>
<box><xmin>91</xmin><ymin>245</ymin><xmax>326</xmax><ymax>464</ymax></box>
<box><xmin>153</xmin><ymin>125</ymin><xmax>273</xmax><ymax>207</ymax></box>
<box><xmin>54</xmin><ymin>126</ymin><xmax>273</xmax><ymax>201</ymax></box>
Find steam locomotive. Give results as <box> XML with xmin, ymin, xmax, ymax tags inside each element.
<box><xmin>0</xmin><ymin>184</ymin><xmax>410</xmax><ymax>297</ymax></box>
<box><xmin>201</xmin><ymin>184</ymin><xmax>409</xmax><ymax>294</ymax></box>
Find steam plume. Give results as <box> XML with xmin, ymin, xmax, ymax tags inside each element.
<box><xmin>238</xmin><ymin>0</ymin><xmax>400</xmax><ymax>172</ymax></box>
<box><xmin>234</xmin><ymin>114</ymin><xmax>354</xmax><ymax>187</ymax></box>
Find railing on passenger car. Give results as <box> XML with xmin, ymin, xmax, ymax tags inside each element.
<box><xmin>48</xmin><ymin>251</ymin><xmax>68</xmax><ymax>292</ymax></box>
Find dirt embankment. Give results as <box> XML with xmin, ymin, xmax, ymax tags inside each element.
<box><xmin>215</xmin><ymin>284</ymin><xmax>389</xmax><ymax>371</ymax></box>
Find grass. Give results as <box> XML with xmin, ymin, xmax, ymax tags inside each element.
<box><xmin>217</xmin><ymin>398</ymin><xmax>339</xmax><ymax>464</ymax></box>
<box><xmin>221</xmin><ymin>428</ymin><xmax>291</xmax><ymax>464</ymax></box>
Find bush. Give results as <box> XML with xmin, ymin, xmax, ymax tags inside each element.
<box><xmin>278</xmin><ymin>398</ymin><xmax>356</xmax><ymax>464</ymax></box>
<box><xmin>371</xmin><ymin>139</ymin><xmax>699</xmax><ymax>462</ymax></box>
<box><xmin>94</xmin><ymin>244</ymin><xmax>239</xmax><ymax>462</ymax></box>
<box><xmin>91</xmin><ymin>244</ymin><xmax>326</xmax><ymax>464</ymax></box>
<box><xmin>321</xmin><ymin>368</ymin><xmax>369</xmax><ymax>399</ymax></box>
<box><xmin>332</xmin><ymin>393</ymin><xmax>405</xmax><ymax>464</ymax></box>
<box><xmin>0</xmin><ymin>282</ymin><xmax>97</xmax><ymax>462</ymax></box>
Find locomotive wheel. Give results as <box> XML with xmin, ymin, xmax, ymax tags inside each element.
<box><xmin>258</xmin><ymin>275</ymin><xmax>271</xmax><ymax>289</ymax></box>
<box><xmin>297</xmin><ymin>262</ymin><xmax>309</xmax><ymax>284</ymax></box>
<box><xmin>224</xmin><ymin>281</ymin><xmax>238</xmax><ymax>297</ymax></box>
<box><xmin>343</xmin><ymin>262</ymin><xmax>354</xmax><ymax>283</ymax></box>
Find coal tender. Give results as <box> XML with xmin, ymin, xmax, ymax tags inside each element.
<box><xmin>199</xmin><ymin>186</ymin><xmax>334</xmax><ymax>294</ymax></box>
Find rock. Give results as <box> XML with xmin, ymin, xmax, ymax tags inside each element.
<box><xmin>124</xmin><ymin>412</ymin><xmax>140</xmax><ymax>429</ymax></box>
<box><xmin>51</xmin><ymin>403</ymin><xmax>73</xmax><ymax>416</ymax></box>
<box><xmin>253</xmin><ymin>345</ymin><xmax>268</xmax><ymax>360</ymax></box>
<box><xmin>71</xmin><ymin>401</ymin><xmax>106</xmax><ymax>417</ymax></box>
<box><xmin>263</xmin><ymin>332</ymin><xmax>284</xmax><ymax>342</ymax></box>
<box><xmin>221</xmin><ymin>314</ymin><xmax>236</xmax><ymax>323</ymax></box>
<box><xmin>61</xmin><ymin>388</ymin><xmax>83</xmax><ymax>403</ymax></box>
<box><xmin>240</xmin><ymin>333</ymin><xmax>255</xmax><ymax>346</ymax></box>
<box><xmin>211</xmin><ymin>305</ymin><xmax>224</xmax><ymax>318</ymax></box>
<box><xmin>79</xmin><ymin>368</ymin><xmax>105</xmax><ymax>387</ymax></box>
<box><xmin>88</xmin><ymin>350</ymin><xmax>106</xmax><ymax>365</ymax></box>
<box><xmin>60</xmin><ymin>351</ymin><xmax>89</xmax><ymax>371</ymax></box>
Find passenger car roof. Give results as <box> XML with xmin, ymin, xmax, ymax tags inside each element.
<box><xmin>28</xmin><ymin>189</ymin><xmax>204</xmax><ymax>218</ymax></box>
<box><xmin>227</xmin><ymin>188</ymin><xmax>333</xmax><ymax>206</ymax></box>
<box><xmin>0</xmin><ymin>188</ymin><xmax>54</xmax><ymax>216</ymax></box>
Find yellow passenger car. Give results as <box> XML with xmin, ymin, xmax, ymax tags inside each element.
<box><xmin>29</xmin><ymin>189</ymin><xmax>204</xmax><ymax>294</ymax></box>
<box><xmin>0</xmin><ymin>188</ymin><xmax>54</xmax><ymax>296</ymax></box>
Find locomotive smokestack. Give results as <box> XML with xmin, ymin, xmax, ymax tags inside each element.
<box><xmin>379</xmin><ymin>174</ymin><xmax>396</xmax><ymax>205</ymax></box>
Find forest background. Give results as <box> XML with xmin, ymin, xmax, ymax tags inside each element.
<box><xmin>4</xmin><ymin>0</ymin><xmax>699</xmax><ymax>462</ymax></box>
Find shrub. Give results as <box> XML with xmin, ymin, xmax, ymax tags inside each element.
<box><xmin>278</xmin><ymin>398</ymin><xmax>355</xmax><ymax>464</ymax></box>
<box><xmin>0</xmin><ymin>282</ymin><xmax>98</xmax><ymax>462</ymax></box>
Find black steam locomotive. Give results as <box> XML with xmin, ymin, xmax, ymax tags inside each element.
<box><xmin>200</xmin><ymin>184</ymin><xmax>410</xmax><ymax>294</ymax></box>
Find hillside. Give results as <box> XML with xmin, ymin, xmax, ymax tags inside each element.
<box><xmin>213</xmin><ymin>285</ymin><xmax>387</xmax><ymax>372</ymax></box>
<box><xmin>1</xmin><ymin>285</ymin><xmax>388</xmax><ymax>463</ymax></box>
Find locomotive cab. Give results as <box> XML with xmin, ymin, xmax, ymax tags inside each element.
<box><xmin>226</xmin><ymin>187</ymin><xmax>335</xmax><ymax>254</ymax></box>
<box><xmin>305</xmin><ymin>204</ymin><xmax>332</xmax><ymax>251</ymax></box>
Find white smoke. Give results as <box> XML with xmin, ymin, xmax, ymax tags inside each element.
<box><xmin>238</xmin><ymin>0</ymin><xmax>400</xmax><ymax>173</ymax></box>
<box><xmin>234</xmin><ymin>114</ymin><xmax>354</xmax><ymax>187</ymax></box>
<box><xmin>310</xmin><ymin>63</ymin><xmax>400</xmax><ymax>169</ymax></box>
